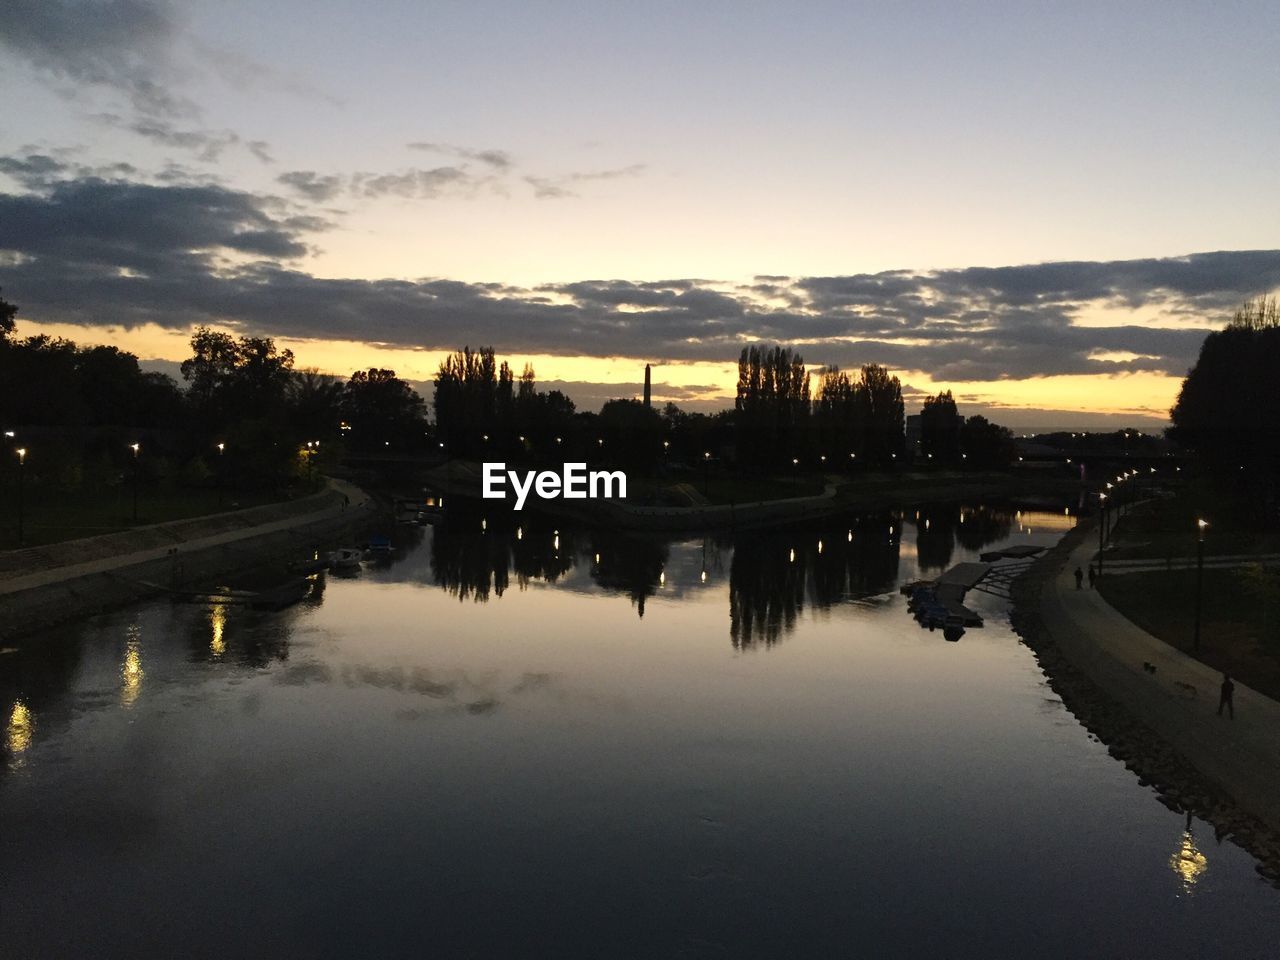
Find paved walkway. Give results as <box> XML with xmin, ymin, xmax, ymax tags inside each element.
<box><xmin>1042</xmin><ymin>529</ymin><xmax>1280</xmax><ymax>833</ymax></box>
<box><xmin>0</xmin><ymin>479</ymin><xmax>372</xmax><ymax>598</ymax></box>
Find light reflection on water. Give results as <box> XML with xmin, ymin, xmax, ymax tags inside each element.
<box><xmin>1172</xmin><ymin>827</ymin><xmax>1211</xmax><ymax>895</ymax></box>
<box><xmin>119</xmin><ymin>626</ymin><xmax>144</xmax><ymax>708</ymax></box>
<box><xmin>2</xmin><ymin>501</ymin><xmax>1279</xmax><ymax>958</ymax></box>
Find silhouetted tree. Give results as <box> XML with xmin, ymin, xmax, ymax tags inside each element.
<box><xmin>343</xmin><ymin>368</ymin><xmax>427</xmax><ymax>452</ymax></box>
<box><xmin>920</xmin><ymin>390</ymin><xmax>961</xmax><ymax>464</ymax></box>
<box><xmin>433</xmin><ymin>346</ymin><xmax>514</xmax><ymax>457</ymax></box>
<box><xmin>958</xmin><ymin>415</ymin><xmax>1015</xmax><ymax>468</ymax></box>
<box><xmin>180</xmin><ymin>326</ymin><xmax>295</xmax><ymax>432</ymax></box>
<box><xmin>1170</xmin><ymin>296</ymin><xmax>1280</xmax><ymax>519</ymax></box>
<box><xmin>0</xmin><ymin>289</ymin><xmax>17</xmax><ymax>341</ymax></box>
<box><xmin>735</xmin><ymin>344</ymin><xmax>810</xmax><ymax>470</ymax></box>
<box><xmin>597</xmin><ymin>398</ymin><xmax>663</xmax><ymax>472</ymax></box>
<box><xmin>287</xmin><ymin>368</ymin><xmax>346</xmax><ymax>440</ymax></box>
<box><xmin>813</xmin><ymin>367</ymin><xmax>863</xmax><ymax>465</ymax></box>
<box><xmin>856</xmin><ymin>364</ymin><xmax>905</xmax><ymax>465</ymax></box>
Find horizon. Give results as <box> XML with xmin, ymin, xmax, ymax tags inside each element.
<box><xmin>4</xmin><ymin>1</ymin><xmax>1279</xmax><ymax>427</ymax></box>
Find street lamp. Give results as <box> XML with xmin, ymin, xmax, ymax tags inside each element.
<box><xmin>703</xmin><ymin>451</ymin><xmax>711</xmax><ymax>496</ymax></box>
<box><xmin>129</xmin><ymin>443</ymin><xmax>141</xmax><ymax>523</ymax></box>
<box><xmin>15</xmin><ymin>447</ymin><xmax>26</xmax><ymax>546</ymax></box>
<box><xmin>1193</xmin><ymin>518</ymin><xmax>1208</xmax><ymax>652</ymax></box>
<box><xmin>1097</xmin><ymin>492</ymin><xmax>1107</xmax><ymax>578</ymax></box>
<box><xmin>216</xmin><ymin>442</ymin><xmax>225</xmax><ymax>506</ymax></box>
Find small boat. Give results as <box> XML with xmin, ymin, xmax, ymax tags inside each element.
<box><xmin>327</xmin><ymin>548</ymin><xmax>363</xmax><ymax>570</ymax></box>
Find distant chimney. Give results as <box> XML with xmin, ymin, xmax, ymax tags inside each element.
<box><xmin>643</xmin><ymin>364</ymin><xmax>652</xmax><ymax>408</ymax></box>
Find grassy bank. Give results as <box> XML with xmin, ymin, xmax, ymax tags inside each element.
<box><xmin>0</xmin><ymin>486</ymin><xmax>297</xmax><ymax>550</ymax></box>
<box><xmin>1098</xmin><ymin>567</ymin><xmax>1280</xmax><ymax>701</ymax></box>
<box><xmin>1108</xmin><ymin>494</ymin><xmax>1280</xmax><ymax>562</ymax></box>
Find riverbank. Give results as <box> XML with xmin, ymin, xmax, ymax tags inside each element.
<box><xmin>0</xmin><ymin>478</ymin><xmax>376</xmax><ymax>643</ymax></box>
<box><xmin>424</xmin><ymin>461</ymin><xmax>1078</xmax><ymax>531</ymax></box>
<box><xmin>1010</xmin><ymin>521</ymin><xmax>1280</xmax><ymax>886</ymax></box>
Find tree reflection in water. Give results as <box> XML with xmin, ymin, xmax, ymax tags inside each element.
<box><xmin>431</xmin><ymin>508</ymin><xmax>577</xmax><ymax>602</ymax></box>
<box><xmin>588</xmin><ymin>532</ymin><xmax>669</xmax><ymax>618</ymax></box>
<box><xmin>425</xmin><ymin>502</ymin><xmax>1025</xmax><ymax>647</ymax></box>
<box><xmin>730</xmin><ymin>512</ymin><xmax>902</xmax><ymax>649</ymax></box>
<box><xmin>954</xmin><ymin>505</ymin><xmax>1013</xmax><ymax>553</ymax></box>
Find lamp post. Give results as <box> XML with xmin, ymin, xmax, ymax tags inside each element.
<box><xmin>703</xmin><ymin>451</ymin><xmax>711</xmax><ymax>497</ymax></box>
<box><xmin>216</xmin><ymin>442</ymin><xmax>225</xmax><ymax>506</ymax></box>
<box><xmin>15</xmin><ymin>447</ymin><xmax>26</xmax><ymax>546</ymax></box>
<box><xmin>1097</xmin><ymin>492</ymin><xmax>1107</xmax><ymax>578</ymax></box>
<box><xmin>1104</xmin><ymin>482</ymin><xmax>1114</xmax><ymax>542</ymax></box>
<box><xmin>1194</xmin><ymin>518</ymin><xmax>1208</xmax><ymax>652</ymax></box>
<box><xmin>129</xmin><ymin>443</ymin><xmax>140</xmax><ymax>523</ymax></box>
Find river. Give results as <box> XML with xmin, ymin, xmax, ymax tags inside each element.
<box><xmin>3</xmin><ymin>501</ymin><xmax>1279</xmax><ymax>958</ymax></box>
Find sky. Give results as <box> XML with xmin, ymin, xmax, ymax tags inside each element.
<box><xmin>2</xmin><ymin>0</ymin><xmax>1279</xmax><ymax>428</ymax></box>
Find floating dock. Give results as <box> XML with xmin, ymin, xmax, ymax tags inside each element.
<box><xmin>900</xmin><ymin>561</ymin><xmax>992</xmax><ymax>630</ymax></box>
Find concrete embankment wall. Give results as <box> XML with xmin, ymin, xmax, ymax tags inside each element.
<box><xmin>0</xmin><ymin>491</ymin><xmax>376</xmax><ymax>643</ymax></box>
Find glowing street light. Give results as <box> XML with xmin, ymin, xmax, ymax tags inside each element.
<box><xmin>1194</xmin><ymin>519</ymin><xmax>1208</xmax><ymax>652</ymax></box>
<box><xmin>129</xmin><ymin>443</ymin><xmax>141</xmax><ymax>523</ymax></box>
<box><xmin>15</xmin><ymin>447</ymin><xmax>27</xmax><ymax>545</ymax></box>
<box><xmin>1097</xmin><ymin>492</ymin><xmax>1108</xmax><ymax>577</ymax></box>
<box><xmin>216</xmin><ymin>442</ymin><xmax>226</xmax><ymax>506</ymax></box>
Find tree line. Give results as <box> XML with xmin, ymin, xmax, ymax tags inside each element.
<box><xmin>427</xmin><ymin>342</ymin><xmax>1015</xmax><ymax>473</ymax></box>
<box><xmin>1</xmin><ymin>281</ymin><xmax>1025</xmax><ymax>504</ymax></box>
<box><xmin>0</xmin><ymin>290</ymin><xmax>428</xmax><ymax>495</ymax></box>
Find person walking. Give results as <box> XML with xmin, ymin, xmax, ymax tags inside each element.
<box><xmin>1074</xmin><ymin>566</ymin><xmax>1084</xmax><ymax>590</ymax></box>
<box><xmin>1218</xmin><ymin>673</ymin><xmax>1235</xmax><ymax>719</ymax></box>
<box><xmin>1087</xmin><ymin>565</ymin><xmax>1097</xmax><ymax>589</ymax></box>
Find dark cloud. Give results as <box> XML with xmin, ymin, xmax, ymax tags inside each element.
<box><xmin>0</xmin><ymin>0</ymin><xmax>193</xmax><ymax>116</ymax></box>
<box><xmin>3</xmin><ymin>163</ymin><xmax>1277</xmax><ymax>383</ymax></box>
<box><xmin>0</xmin><ymin>172</ymin><xmax>313</xmax><ymax>278</ymax></box>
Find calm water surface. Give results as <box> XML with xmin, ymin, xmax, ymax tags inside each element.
<box><xmin>4</xmin><ymin>502</ymin><xmax>1280</xmax><ymax>959</ymax></box>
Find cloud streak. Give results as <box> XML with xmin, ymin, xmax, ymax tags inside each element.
<box><xmin>406</xmin><ymin>142</ymin><xmax>514</xmax><ymax>170</ymax></box>
<box><xmin>526</xmin><ymin>164</ymin><xmax>648</xmax><ymax>199</ymax></box>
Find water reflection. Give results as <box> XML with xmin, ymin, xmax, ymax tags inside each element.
<box><xmin>6</xmin><ymin>700</ymin><xmax>32</xmax><ymax>760</ymax></box>
<box><xmin>954</xmin><ymin>505</ymin><xmax>1014</xmax><ymax>552</ymax></box>
<box><xmin>590</xmin><ymin>532</ymin><xmax>668</xmax><ymax>617</ymax></box>
<box><xmin>0</xmin><ymin>500</ymin><xmax>1053</xmax><ymax>769</ymax></box>
<box><xmin>730</xmin><ymin>511</ymin><xmax>903</xmax><ymax>648</ymax></box>
<box><xmin>413</xmin><ymin>502</ymin><xmax>1040</xmax><ymax>649</ymax></box>
<box><xmin>120</xmin><ymin>626</ymin><xmax>144</xmax><ymax>708</ymax></box>
<box><xmin>210</xmin><ymin>604</ymin><xmax>227</xmax><ymax>659</ymax></box>
<box><xmin>1171</xmin><ymin>816</ymin><xmax>1210</xmax><ymax>895</ymax></box>
<box><xmin>6</xmin><ymin>497</ymin><xmax>1280</xmax><ymax>957</ymax></box>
